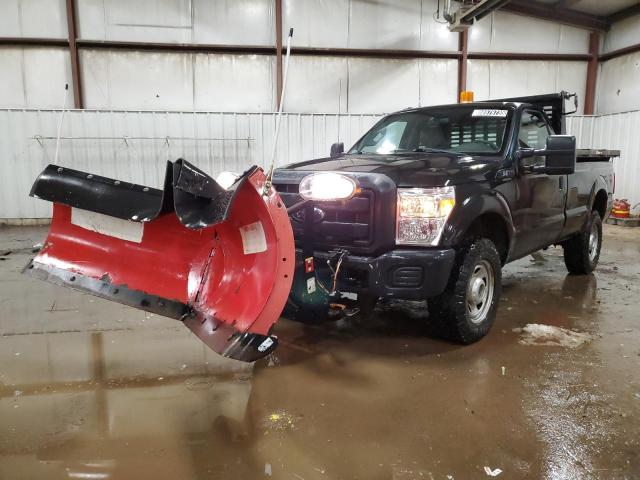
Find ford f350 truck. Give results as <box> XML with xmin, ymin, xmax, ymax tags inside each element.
<box><xmin>273</xmin><ymin>92</ymin><xmax>616</xmax><ymax>343</ymax></box>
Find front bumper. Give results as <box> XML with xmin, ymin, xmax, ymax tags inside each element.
<box><xmin>306</xmin><ymin>248</ymin><xmax>456</xmax><ymax>300</ymax></box>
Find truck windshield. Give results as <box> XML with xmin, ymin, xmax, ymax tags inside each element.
<box><xmin>349</xmin><ymin>106</ymin><xmax>510</xmax><ymax>156</ymax></box>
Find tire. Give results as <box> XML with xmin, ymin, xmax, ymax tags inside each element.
<box><xmin>428</xmin><ymin>238</ymin><xmax>502</xmax><ymax>344</ymax></box>
<box><xmin>563</xmin><ymin>210</ymin><xmax>602</xmax><ymax>274</ymax></box>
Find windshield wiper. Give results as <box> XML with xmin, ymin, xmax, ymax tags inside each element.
<box><xmin>390</xmin><ymin>147</ymin><xmax>453</xmax><ymax>154</ymax></box>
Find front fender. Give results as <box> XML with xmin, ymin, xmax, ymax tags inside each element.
<box><xmin>440</xmin><ymin>187</ymin><xmax>515</xmax><ymax>257</ymax></box>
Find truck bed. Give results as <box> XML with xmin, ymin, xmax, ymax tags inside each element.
<box><xmin>576</xmin><ymin>149</ymin><xmax>620</xmax><ymax>162</ymax></box>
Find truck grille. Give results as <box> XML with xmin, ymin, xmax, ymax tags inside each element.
<box><xmin>275</xmin><ymin>184</ymin><xmax>374</xmax><ymax>249</ymax></box>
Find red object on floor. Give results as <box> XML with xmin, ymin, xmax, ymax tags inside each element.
<box><xmin>612</xmin><ymin>199</ymin><xmax>630</xmax><ymax>218</ymax></box>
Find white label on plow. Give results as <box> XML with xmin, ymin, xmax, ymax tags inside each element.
<box><xmin>306</xmin><ymin>277</ymin><xmax>316</xmax><ymax>294</ymax></box>
<box><xmin>258</xmin><ymin>337</ymin><xmax>274</xmax><ymax>352</ymax></box>
<box><xmin>71</xmin><ymin>208</ymin><xmax>143</xmax><ymax>243</ymax></box>
<box><xmin>239</xmin><ymin>221</ymin><xmax>267</xmax><ymax>254</ymax></box>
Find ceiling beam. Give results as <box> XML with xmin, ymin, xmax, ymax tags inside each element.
<box><xmin>502</xmin><ymin>0</ymin><xmax>611</xmax><ymax>31</ymax></box>
<box><xmin>0</xmin><ymin>37</ymin><xmax>68</xmax><ymax>47</ymax></box>
<box><xmin>599</xmin><ymin>42</ymin><xmax>640</xmax><ymax>61</ymax></box>
<box><xmin>607</xmin><ymin>3</ymin><xmax>640</xmax><ymax>24</ymax></box>
<box><xmin>553</xmin><ymin>0</ymin><xmax>582</xmax><ymax>8</ymax></box>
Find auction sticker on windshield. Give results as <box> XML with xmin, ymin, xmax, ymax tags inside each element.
<box><xmin>471</xmin><ymin>109</ymin><xmax>508</xmax><ymax>117</ymax></box>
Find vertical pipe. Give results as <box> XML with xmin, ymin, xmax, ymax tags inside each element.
<box><xmin>457</xmin><ymin>30</ymin><xmax>468</xmax><ymax>102</ymax></box>
<box><xmin>584</xmin><ymin>31</ymin><xmax>599</xmax><ymax>115</ymax></box>
<box><xmin>275</xmin><ymin>0</ymin><xmax>283</xmax><ymax>109</ymax></box>
<box><xmin>65</xmin><ymin>0</ymin><xmax>83</xmax><ymax>108</ymax></box>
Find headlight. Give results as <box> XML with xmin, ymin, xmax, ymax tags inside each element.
<box><xmin>299</xmin><ymin>172</ymin><xmax>357</xmax><ymax>201</ymax></box>
<box><xmin>396</xmin><ymin>187</ymin><xmax>455</xmax><ymax>246</ymax></box>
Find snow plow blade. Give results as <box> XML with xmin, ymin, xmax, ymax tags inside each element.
<box><xmin>24</xmin><ymin>160</ymin><xmax>294</xmax><ymax>362</ymax></box>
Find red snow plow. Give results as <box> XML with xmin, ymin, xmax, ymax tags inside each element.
<box><xmin>25</xmin><ymin>160</ymin><xmax>294</xmax><ymax>362</ymax></box>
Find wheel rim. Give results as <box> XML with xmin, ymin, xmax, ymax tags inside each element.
<box><xmin>466</xmin><ymin>260</ymin><xmax>494</xmax><ymax>324</ymax></box>
<box><xmin>588</xmin><ymin>221</ymin><xmax>599</xmax><ymax>262</ymax></box>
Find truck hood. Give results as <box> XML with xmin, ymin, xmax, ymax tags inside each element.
<box><xmin>277</xmin><ymin>152</ymin><xmax>499</xmax><ymax>187</ymax></box>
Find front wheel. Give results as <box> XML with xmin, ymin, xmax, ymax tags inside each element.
<box><xmin>563</xmin><ymin>210</ymin><xmax>602</xmax><ymax>274</ymax></box>
<box><xmin>428</xmin><ymin>238</ymin><xmax>502</xmax><ymax>344</ymax></box>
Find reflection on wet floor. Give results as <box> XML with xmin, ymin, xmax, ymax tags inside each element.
<box><xmin>0</xmin><ymin>225</ymin><xmax>639</xmax><ymax>479</ymax></box>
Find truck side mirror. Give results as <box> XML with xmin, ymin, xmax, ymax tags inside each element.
<box><xmin>330</xmin><ymin>142</ymin><xmax>344</xmax><ymax>157</ymax></box>
<box><xmin>543</xmin><ymin>135</ymin><xmax>576</xmax><ymax>175</ymax></box>
<box><xmin>517</xmin><ymin>135</ymin><xmax>576</xmax><ymax>175</ymax></box>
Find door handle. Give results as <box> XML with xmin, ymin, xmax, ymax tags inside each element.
<box><xmin>558</xmin><ymin>177</ymin><xmax>564</xmax><ymax>190</ymax></box>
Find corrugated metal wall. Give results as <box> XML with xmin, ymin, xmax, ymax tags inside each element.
<box><xmin>596</xmin><ymin>13</ymin><xmax>640</xmax><ymax>114</ymax></box>
<box><xmin>0</xmin><ymin>109</ymin><xmax>381</xmax><ymax>219</ymax></box>
<box><xmin>568</xmin><ymin>111</ymin><xmax>640</xmax><ymax>208</ymax></box>
<box><xmin>1</xmin><ymin>0</ymin><xmax>593</xmax><ymax>113</ymax></box>
<box><xmin>2</xmin><ymin>108</ymin><xmax>637</xmax><ymax>220</ymax></box>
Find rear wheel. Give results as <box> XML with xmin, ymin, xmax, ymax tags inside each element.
<box><xmin>563</xmin><ymin>210</ymin><xmax>602</xmax><ymax>274</ymax></box>
<box><xmin>428</xmin><ymin>238</ymin><xmax>502</xmax><ymax>344</ymax></box>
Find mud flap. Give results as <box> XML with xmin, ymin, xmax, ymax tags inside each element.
<box><xmin>25</xmin><ymin>160</ymin><xmax>294</xmax><ymax>362</ymax></box>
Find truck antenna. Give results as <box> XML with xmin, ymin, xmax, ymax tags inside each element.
<box><xmin>53</xmin><ymin>83</ymin><xmax>69</xmax><ymax>165</ymax></box>
<box><xmin>263</xmin><ymin>28</ymin><xmax>294</xmax><ymax>196</ymax></box>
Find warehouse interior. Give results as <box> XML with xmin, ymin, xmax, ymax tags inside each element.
<box><xmin>1</xmin><ymin>1</ymin><xmax>640</xmax><ymax>479</ymax></box>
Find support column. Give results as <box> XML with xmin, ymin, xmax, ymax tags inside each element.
<box><xmin>65</xmin><ymin>0</ymin><xmax>83</xmax><ymax>108</ymax></box>
<box><xmin>584</xmin><ymin>31</ymin><xmax>599</xmax><ymax>115</ymax></box>
<box><xmin>457</xmin><ymin>30</ymin><xmax>468</xmax><ymax>102</ymax></box>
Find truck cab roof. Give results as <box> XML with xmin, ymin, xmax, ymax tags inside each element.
<box><xmin>397</xmin><ymin>92</ymin><xmax>577</xmax><ymax>135</ymax></box>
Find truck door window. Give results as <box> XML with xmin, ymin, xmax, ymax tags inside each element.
<box><xmin>518</xmin><ymin>111</ymin><xmax>550</xmax><ymax>167</ymax></box>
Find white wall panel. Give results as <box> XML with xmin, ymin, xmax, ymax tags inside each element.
<box><xmin>77</xmin><ymin>0</ymin><xmax>274</xmax><ymax>45</ymax></box>
<box><xmin>348</xmin><ymin>58</ymin><xmax>420</xmax><ymax>113</ymax></box>
<box><xmin>349</xmin><ymin>0</ymin><xmax>421</xmax><ymax>50</ymax></box>
<box><xmin>0</xmin><ymin>49</ymin><xmax>25</xmax><ymax>107</ymax></box>
<box><xmin>597</xmin><ymin>14</ymin><xmax>640</xmax><ymax>113</ymax></box>
<box><xmin>596</xmin><ymin>52</ymin><xmax>640</xmax><ymax>114</ymax></box>
<box><xmin>0</xmin><ymin>0</ymin><xmax>67</xmax><ymax>38</ymax></box>
<box><xmin>419</xmin><ymin>0</ymin><xmax>459</xmax><ymax>51</ymax></box>
<box><xmin>568</xmin><ymin>111</ymin><xmax>640</xmax><ymax>207</ymax></box>
<box><xmin>0</xmin><ymin>47</ymin><xmax>73</xmax><ymax>108</ymax></box>
<box><xmin>282</xmin><ymin>0</ymin><xmax>457</xmax><ymax>51</ymax></box>
<box><xmin>418</xmin><ymin>59</ymin><xmax>458</xmax><ymax>106</ymax></box>
<box><xmin>469</xmin><ymin>11</ymin><xmax>589</xmax><ymax>54</ymax></box>
<box><xmin>192</xmin><ymin>0</ymin><xmax>274</xmax><ymax>46</ymax></box>
<box><xmin>77</xmin><ymin>0</ymin><xmax>192</xmax><ymax>43</ymax></box>
<box><xmin>80</xmin><ymin>50</ymin><xmax>194</xmax><ymax>110</ymax></box>
<box><xmin>557</xmin><ymin>62</ymin><xmax>587</xmax><ymax>114</ymax></box>
<box><xmin>194</xmin><ymin>54</ymin><xmax>274</xmax><ymax>112</ymax></box>
<box><xmin>467</xmin><ymin>60</ymin><xmax>587</xmax><ymax>113</ymax></box>
<box><xmin>284</xmin><ymin>56</ymin><xmax>348</xmax><ymax>113</ymax></box>
<box><xmin>603</xmin><ymin>14</ymin><xmax>640</xmax><ymax>53</ymax></box>
<box><xmin>80</xmin><ymin>50</ymin><xmax>274</xmax><ymax>112</ymax></box>
<box><xmin>283</xmin><ymin>0</ymin><xmax>349</xmax><ymax>48</ymax></box>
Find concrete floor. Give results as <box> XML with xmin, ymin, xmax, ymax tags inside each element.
<box><xmin>0</xmin><ymin>225</ymin><xmax>639</xmax><ymax>480</ymax></box>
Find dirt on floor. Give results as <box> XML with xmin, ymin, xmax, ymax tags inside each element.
<box><xmin>0</xmin><ymin>224</ymin><xmax>639</xmax><ymax>480</ymax></box>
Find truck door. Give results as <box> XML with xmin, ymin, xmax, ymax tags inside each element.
<box><xmin>508</xmin><ymin>109</ymin><xmax>567</xmax><ymax>258</ymax></box>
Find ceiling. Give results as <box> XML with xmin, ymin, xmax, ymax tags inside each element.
<box><xmin>534</xmin><ymin>0</ymin><xmax>639</xmax><ymax>17</ymax></box>
<box><xmin>502</xmin><ymin>0</ymin><xmax>640</xmax><ymax>31</ymax></box>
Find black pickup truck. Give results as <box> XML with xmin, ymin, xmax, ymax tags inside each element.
<box><xmin>273</xmin><ymin>93</ymin><xmax>616</xmax><ymax>343</ymax></box>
